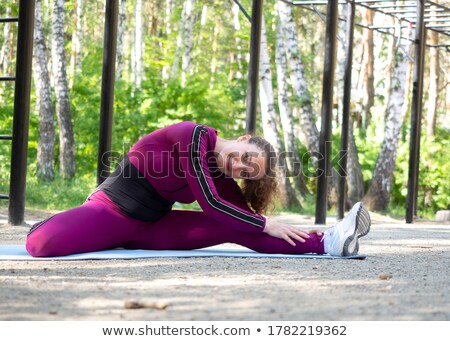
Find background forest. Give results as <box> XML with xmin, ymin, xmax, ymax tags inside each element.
<box><xmin>0</xmin><ymin>0</ymin><xmax>449</xmax><ymax>218</ymax></box>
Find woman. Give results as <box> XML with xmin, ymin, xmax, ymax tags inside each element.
<box><xmin>26</xmin><ymin>121</ymin><xmax>370</xmax><ymax>257</ymax></box>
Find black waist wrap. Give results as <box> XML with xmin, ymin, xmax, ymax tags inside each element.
<box><xmin>98</xmin><ymin>155</ymin><xmax>174</xmax><ymax>222</ymax></box>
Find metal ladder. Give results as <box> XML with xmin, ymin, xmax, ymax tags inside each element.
<box><xmin>0</xmin><ymin>0</ymin><xmax>35</xmax><ymax>225</ymax></box>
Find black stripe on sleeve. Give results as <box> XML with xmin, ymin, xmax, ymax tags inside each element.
<box><xmin>190</xmin><ymin>125</ymin><xmax>265</xmax><ymax>229</ymax></box>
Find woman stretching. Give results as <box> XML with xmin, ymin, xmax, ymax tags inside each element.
<box><xmin>26</xmin><ymin>121</ymin><xmax>370</xmax><ymax>257</ymax></box>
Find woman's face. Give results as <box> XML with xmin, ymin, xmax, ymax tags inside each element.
<box><xmin>216</xmin><ymin>136</ymin><xmax>267</xmax><ymax>180</ymax></box>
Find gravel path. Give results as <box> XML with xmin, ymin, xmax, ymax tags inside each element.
<box><xmin>1</xmin><ymin>209</ymin><xmax>449</xmax><ymax>321</ymax></box>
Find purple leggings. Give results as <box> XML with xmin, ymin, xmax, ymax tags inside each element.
<box><xmin>26</xmin><ymin>190</ymin><xmax>325</xmax><ymax>257</ymax></box>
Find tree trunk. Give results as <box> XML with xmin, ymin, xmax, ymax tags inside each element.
<box><xmin>209</xmin><ymin>8</ymin><xmax>219</xmax><ymax>88</ymax></box>
<box><xmin>145</xmin><ymin>0</ymin><xmax>158</xmax><ymax>36</ymax></box>
<box><xmin>0</xmin><ymin>7</ymin><xmax>12</xmax><ymax>103</ymax></box>
<box><xmin>133</xmin><ymin>0</ymin><xmax>143</xmax><ymax>89</ymax></box>
<box><xmin>338</xmin><ymin>3</ymin><xmax>364</xmax><ymax>207</ymax></box>
<box><xmin>275</xmin><ymin>19</ymin><xmax>309</xmax><ymax>199</ymax></box>
<box><xmin>346</xmin><ymin>121</ymin><xmax>364</xmax><ymax>205</ymax></box>
<box><xmin>52</xmin><ymin>0</ymin><xmax>76</xmax><ymax>178</ymax></box>
<box><xmin>401</xmin><ymin>50</ymin><xmax>413</xmax><ymax>123</ymax></box>
<box><xmin>424</xmin><ymin>27</ymin><xmax>440</xmax><ymax>207</ymax></box>
<box><xmin>161</xmin><ymin>0</ymin><xmax>175</xmax><ymax>82</ymax></box>
<box><xmin>361</xmin><ymin>7</ymin><xmax>374</xmax><ymax>128</ymax></box>
<box><xmin>363</xmin><ymin>24</ymin><xmax>411</xmax><ymax>211</ymax></box>
<box><xmin>228</xmin><ymin>3</ymin><xmax>243</xmax><ymax>81</ymax></box>
<box><xmin>170</xmin><ymin>0</ymin><xmax>185</xmax><ymax>80</ymax></box>
<box><xmin>276</xmin><ymin>1</ymin><xmax>319</xmax><ymax>159</ymax></box>
<box><xmin>259</xmin><ymin>19</ymin><xmax>300</xmax><ymax>209</ymax></box>
<box><xmin>0</xmin><ymin>7</ymin><xmax>11</xmax><ymax>75</ymax></box>
<box><xmin>446</xmin><ymin>81</ymin><xmax>450</xmax><ymax>129</ymax></box>
<box><xmin>426</xmin><ymin>31</ymin><xmax>439</xmax><ymax>138</ymax></box>
<box><xmin>165</xmin><ymin>0</ymin><xmax>175</xmax><ymax>35</ymax></box>
<box><xmin>34</xmin><ymin>0</ymin><xmax>55</xmax><ymax>181</ymax></box>
<box><xmin>69</xmin><ymin>0</ymin><xmax>83</xmax><ymax>88</ymax></box>
<box><xmin>181</xmin><ymin>0</ymin><xmax>196</xmax><ymax>86</ymax></box>
<box><xmin>382</xmin><ymin>29</ymin><xmax>396</xmax><ymax>115</ymax></box>
<box><xmin>116</xmin><ymin>0</ymin><xmax>127</xmax><ymax>80</ymax></box>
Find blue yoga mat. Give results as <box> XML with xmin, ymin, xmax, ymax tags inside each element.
<box><xmin>0</xmin><ymin>245</ymin><xmax>367</xmax><ymax>260</ymax></box>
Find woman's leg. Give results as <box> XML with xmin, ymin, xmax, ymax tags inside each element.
<box><xmin>126</xmin><ymin>210</ymin><xmax>325</xmax><ymax>254</ymax></box>
<box><xmin>26</xmin><ymin>191</ymin><xmax>146</xmax><ymax>257</ymax></box>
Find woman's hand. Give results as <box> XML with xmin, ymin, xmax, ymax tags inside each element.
<box><xmin>263</xmin><ymin>219</ymin><xmax>319</xmax><ymax>246</ymax></box>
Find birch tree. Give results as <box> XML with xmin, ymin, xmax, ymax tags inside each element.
<box><xmin>170</xmin><ymin>0</ymin><xmax>185</xmax><ymax>80</ymax></box>
<box><xmin>0</xmin><ymin>7</ymin><xmax>11</xmax><ymax>76</ymax></box>
<box><xmin>426</xmin><ymin>31</ymin><xmax>439</xmax><ymax>138</ymax></box>
<box><xmin>181</xmin><ymin>0</ymin><xmax>196</xmax><ymax>86</ymax></box>
<box><xmin>338</xmin><ymin>3</ymin><xmax>364</xmax><ymax>205</ymax></box>
<box><xmin>360</xmin><ymin>7</ymin><xmax>374</xmax><ymax>128</ymax></box>
<box><xmin>229</xmin><ymin>2</ymin><xmax>244</xmax><ymax>81</ymax></box>
<box><xmin>170</xmin><ymin>0</ymin><xmax>196</xmax><ymax>85</ymax></box>
<box><xmin>259</xmin><ymin>19</ymin><xmax>299</xmax><ymax>208</ymax></box>
<box><xmin>363</xmin><ymin>25</ymin><xmax>412</xmax><ymax>211</ymax></box>
<box><xmin>34</xmin><ymin>0</ymin><xmax>55</xmax><ymax>181</ymax></box>
<box><xmin>446</xmin><ymin>80</ymin><xmax>450</xmax><ymax>127</ymax></box>
<box><xmin>52</xmin><ymin>0</ymin><xmax>76</xmax><ymax>178</ymax></box>
<box><xmin>133</xmin><ymin>0</ymin><xmax>143</xmax><ymax>89</ymax></box>
<box><xmin>161</xmin><ymin>0</ymin><xmax>175</xmax><ymax>82</ymax></box>
<box><xmin>69</xmin><ymin>0</ymin><xmax>83</xmax><ymax>88</ymax></box>
<box><xmin>346</xmin><ymin>122</ymin><xmax>364</xmax><ymax>205</ymax></box>
<box><xmin>116</xmin><ymin>0</ymin><xmax>127</xmax><ymax>80</ymax></box>
<box><xmin>0</xmin><ymin>7</ymin><xmax>11</xmax><ymax>102</ymax></box>
<box><xmin>276</xmin><ymin>1</ymin><xmax>319</xmax><ymax>158</ymax></box>
<box><xmin>275</xmin><ymin>19</ymin><xmax>309</xmax><ymax>199</ymax></box>
<box><xmin>209</xmin><ymin>11</ymin><xmax>219</xmax><ymax>87</ymax></box>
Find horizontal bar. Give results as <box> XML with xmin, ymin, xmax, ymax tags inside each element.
<box><xmin>0</xmin><ymin>76</ymin><xmax>15</xmax><ymax>81</ymax></box>
<box><xmin>369</xmin><ymin>4</ymin><xmax>430</xmax><ymax>9</ymax></box>
<box><xmin>369</xmin><ymin>23</ymin><xmax>450</xmax><ymax>29</ymax></box>
<box><xmin>383</xmin><ymin>8</ymin><xmax>444</xmax><ymax>14</ymax></box>
<box><xmin>422</xmin><ymin>18</ymin><xmax>450</xmax><ymax>23</ymax></box>
<box><xmin>292</xmin><ymin>1</ymin><xmax>344</xmax><ymax>5</ymax></box>
<box><xmin>0</xmin><ymin>17</ymin><xmax>19</xmax><ymax>23</ymax></box>
<box><xmin>356</xmin><ymin>1</ymin><xmax>412</xmax><ymax>2</ymax></box>
<box><xmin>0</xmin><ymin>135</ymin><xmax>13</xmax><ymax>140</ymax></box>
<box><xmin>425</xmin><ymin>24</ymin><xmax>450</xmax><ymax>28</ymax></box>
<box><xmin>293</xmin><ymin>2</ymin><xmax>450</xmax><ymax>51</ymax></box>
<box><xmin>427</xmin><ymin>0</ymin><xmax>450</xmax><ymax>13</ymax></box>
<box><xmin>0</xmin><ymin>194</ymin><xmax>9</xmax><ymax>200</ymax></box>
<box><xmin>428</xmin><ymin>44</ymin><xmax>450</xmax><ymax>48</ymax></box>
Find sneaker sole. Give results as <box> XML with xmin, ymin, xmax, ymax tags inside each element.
<box><xmin>343</xmin><ymin>204</ymin><xmax>371</xmax><ymax>256</ymax></box>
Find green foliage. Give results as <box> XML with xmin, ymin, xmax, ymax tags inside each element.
<box><xmin>392</xmin><ymin>127</ymin><xmax>450</xmax><ymax>216</ymax></box>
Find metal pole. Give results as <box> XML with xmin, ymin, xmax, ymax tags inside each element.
<box><xmin>406</xmin><ymin>0</ymin><xmax>426</xmax><ymax>223</ymax></box>
<box><xmin>8</xmin><ymin>0</ymin><xmax>36</xmax><ymax>225</ymax></box>
<box><xmin>97</xmin><ymin>0</ymin><xmax>119</xmax><ymax>185</ymax></box>
<box><xmin>315</xmin><ymin>0</ymin><xmax>339</xmax><ymax>224</ymax></box>
<box><xmin>245</xmin><ymin>0</ymin><xmax>263</xmax><ymax>135</ymax></box>
<box><xmin>338</xmin><ymin>0</ymin><xmax>355</xmax><ymax>220</ymax></box>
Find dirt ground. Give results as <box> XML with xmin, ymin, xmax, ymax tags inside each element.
<box><xmin>0</xmin><ymin>207</ymin><xmax>449</xmax><ymax>321</ymax></box>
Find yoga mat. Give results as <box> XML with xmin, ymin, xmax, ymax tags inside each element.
<box><xmin>0</xmin><ymin>245</ymin><xmax>367</xmax><ymax>260</ymax></box>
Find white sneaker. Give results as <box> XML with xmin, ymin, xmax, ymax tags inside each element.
<box><xmin>323</xmin><ymin>202</ymin><xmax>371</xmax><ymax>256</ymax></box>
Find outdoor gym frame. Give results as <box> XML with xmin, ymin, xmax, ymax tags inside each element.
<box><xmin>2</xmin><ymin>0</ymin><xmax>449</xmax><ymax>225</ymax></box>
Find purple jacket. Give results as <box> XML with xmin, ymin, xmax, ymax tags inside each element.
<box><xmin>127</xmin><ymin>121</ymin><xmax>266</xmax><ymax>233</ymax></box>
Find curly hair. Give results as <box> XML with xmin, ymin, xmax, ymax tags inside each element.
<box><xmin>240</xmin><ymin>136</ymin><xmax>278</xmax><ymax>215</ymax></box>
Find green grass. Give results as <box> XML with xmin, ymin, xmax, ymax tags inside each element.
<box><xmin>0</xmin><ymin>175</ymin><xmax>438</xmax><ymax>222</ymax></box>
<box><xmin>0</xmin><ymin>173</ymin><xmax>203</xmax><ymax>213</ymax></box>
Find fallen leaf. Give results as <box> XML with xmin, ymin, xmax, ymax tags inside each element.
<box><xmin>124</xmin><ymin>301</ymin><xmax>169</xmax><ymax>310</ymax></box>
<box><xmin>378</xmin><ymin>273</ymin><xmax>393</xmax><ymax>280</ymax></box>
